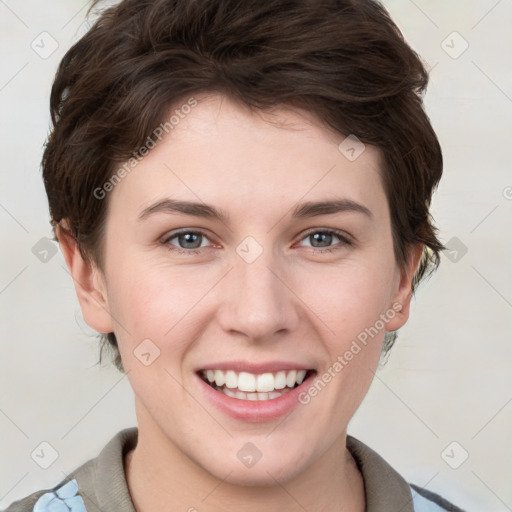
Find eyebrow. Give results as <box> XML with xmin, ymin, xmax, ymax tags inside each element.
<box><xmin>138</xmin><ymin>198</ymin><xmax>373</xmax><ymax>222</ymax></box>
<box><xmin>138</xmin><ymin>199</ymin><xmax>230</xmax><ymax>223</ymax></box>
<box><xmin>292</xmin><ymin>199</ymin><xmax>373</xmax><ymax>220</ymax></box>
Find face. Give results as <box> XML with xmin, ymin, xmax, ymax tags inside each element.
<box><xmin>68</xmin><ymin>93</ymin><xmax>418</xmax><ymax>486</ymax></box>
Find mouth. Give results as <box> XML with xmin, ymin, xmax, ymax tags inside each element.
<box><xmin>197</xmin><ymin>368</ymin><xmax>317</xmax><ymax>401</ymax></box>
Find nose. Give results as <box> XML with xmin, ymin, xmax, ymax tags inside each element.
<box><xmin>216</xmin><ymin>244</ymin><xmax>300</xmax><ymax>342</ymax></box>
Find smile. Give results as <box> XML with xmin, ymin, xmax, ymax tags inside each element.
<box><xmin>198</xmin><ymin>369</ymin><xmax>313</xmax><ymax>401</ymax></box>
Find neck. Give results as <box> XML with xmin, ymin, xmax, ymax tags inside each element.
<box><xmin>125</xmin><ymin>420</ymin><xmax>365</xmax><ymax>512</ymax></box>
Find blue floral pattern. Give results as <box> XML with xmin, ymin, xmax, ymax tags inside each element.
<box><xmin>33</xmin><ymin>479</ymin><xmax>86</xmax><ymax>512</ymax></box>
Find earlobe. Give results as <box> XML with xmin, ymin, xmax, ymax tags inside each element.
<box><xmin>56</xmin><ymin>223</ymin><xmax>115</xmax><ymax>334</ymax></box>
<box><xmin>385</xmin><ymin>244</ymin><xmax>424</xmax><ymax>332</ymax></box>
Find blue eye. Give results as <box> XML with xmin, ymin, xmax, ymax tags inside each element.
<box><xmin>298</xmin><ymin>229</ymin><xmax>352</xmax><ymax>251</ymax></box>
<box><xmin>161</xmin><ymin>228</ymin><xmax>352</xmax><ymax>255</ymax></box>
<box><xmin>164</xmin><ymin>230</ymin><xmax>211</xmax><ymax>251</ymax></box>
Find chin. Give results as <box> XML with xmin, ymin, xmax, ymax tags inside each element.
<box><xmin>198</xmin><ymin>445</ymin><xmax>310</xmax><ymax>487</ymax></box>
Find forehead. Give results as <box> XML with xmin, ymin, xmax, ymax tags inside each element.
<box><xmin>109</xmin><ymin>93</ymin><xmax>387</xmax><ymax>223</ymax></box>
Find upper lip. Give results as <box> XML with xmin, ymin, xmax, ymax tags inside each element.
<box><xmin>197</xmin><ymin>361</ymin><xmax>315</xmax><ymax>374</ymax></box>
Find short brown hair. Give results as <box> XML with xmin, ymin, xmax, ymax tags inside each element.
<box><xmin>43</xmin><ymin>0</ymin><xmax>444</xmax><ymax>370</ymax></box>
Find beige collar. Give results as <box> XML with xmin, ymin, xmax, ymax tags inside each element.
<box><xmin>347</xmin><ymin>435</ymin><xmax>415</xmax><ymax>512</ymax></box>
<box><xmin>75</xmin><ymin>428</ymin><xmax>414</xmax><ymax>512</ymax></box>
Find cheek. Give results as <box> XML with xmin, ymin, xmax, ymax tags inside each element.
<box><xmin>297</xmin><ymin>260</ymin><xmax>392</xmax><ymax>421</ymax></box>
<box><xmin>296</xmin><ymin>256</ymin><xmax>396</xmax><ymax>342</ymax></box>
<box><xmin>105</xmin><ymin>260</ymin><xmax>217</xmax><ymax>352</ymax></box>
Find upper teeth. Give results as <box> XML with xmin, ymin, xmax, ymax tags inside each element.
<box><xmin>202</xmin><ymin>369</ymin><xmax>308</xmax><ymax>392</ymax></box>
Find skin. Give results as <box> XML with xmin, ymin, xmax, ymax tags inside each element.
<box><xmin>59</xmin><ymin>93</ymin><xmax>422</xmax><ymax>512</ymax></box>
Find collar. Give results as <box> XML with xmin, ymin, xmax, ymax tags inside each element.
<box><xmin>346</xmin><ymin>435</ymin><xmax>415</xmax><ymax>512</ymax></box>
<box><xmin>74</xmin><ymin>428</ymin><xmax>414</xmax><ymax>512</ymax></box>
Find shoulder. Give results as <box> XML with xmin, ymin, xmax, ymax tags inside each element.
<box><xmin>346</xmin><ymin>435</ymin><xmax>468</xmax><ymax>512</ymax></box>
<box><xmin>3</xmin><ymin>479</ymin><xmax>85</xmax><ymax>512</ymax></box>
<box><xmin>3</xmin><ymin>428</ymin><xmax>138</xmax><ymax>512</ymax></box>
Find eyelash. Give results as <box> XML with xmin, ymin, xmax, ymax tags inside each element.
<box><xmin>162</xmin><ymin>228</ymin><xmax>353</xmax><ymax>255</ymax></box>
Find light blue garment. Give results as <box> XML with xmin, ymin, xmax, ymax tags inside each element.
<box><xmin>33</xmin><ymin>480</ymin><xmax>86</xmax><ymax>512</ymax></box>
<box><xmin>32</xmin><ymin>476</ymin><xmax>449</xmax><ymax>512</ymax></box>
<box><xmin>412</xmin><ymin>488</ymin><xmax>450</xmax><ymax>512</ymax></box>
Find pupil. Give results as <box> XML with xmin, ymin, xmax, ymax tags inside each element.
<box><xmin>180</xmin><ymin>233</ymin><xmax>201</xmax><ymax>249</ymax></box>
<box><xmin>311</xmin><ymin>232</ymin><xmax>332</xmax><ymax>247</ymax></box>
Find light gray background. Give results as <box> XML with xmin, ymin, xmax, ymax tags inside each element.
<box><xmin>1</xmin><ymin>1</ymin><xmax>511</xmax><ymax>510</ymax></box>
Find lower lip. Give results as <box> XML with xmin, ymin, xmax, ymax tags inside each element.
<box><xmin>196</xmin><ymin>372</ymin><xmax>316</xmax><ymax>423</ymax></box>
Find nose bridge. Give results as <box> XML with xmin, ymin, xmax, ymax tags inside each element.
<box><xmin>218</xmin><ymin>240</ymin><xmax>298</xmax><ymax>339</ymax></box>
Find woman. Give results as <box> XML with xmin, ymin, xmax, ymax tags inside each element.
<box><xmin>5</xmin><ymin>0</ymin><xmax>466</xmax><ymax>510</ymax></box>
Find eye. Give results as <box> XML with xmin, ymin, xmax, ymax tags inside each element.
<box><xmin>161</xmin><ymin>228</ymin><xmax>352</xmax><ymax>254</ymax></box>
<box><xmin>163</xmin><ymin>230</ymin><xmax>212</xmax><ymax>252</ymax></box>
<box><xmin>297</xmin><ymin>229</ymin><xmax>352</xmax><ymax>252</ymax></box>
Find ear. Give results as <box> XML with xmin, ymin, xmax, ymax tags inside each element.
<box><xmin>56</xmin><ymin>223</ymin><xmax>115</xmax><ymax>334</ymax></box>
<box><xmin>385</xmin><ymin>244</ymin><xmax>424</xmax><ymax>332</ymax></box>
